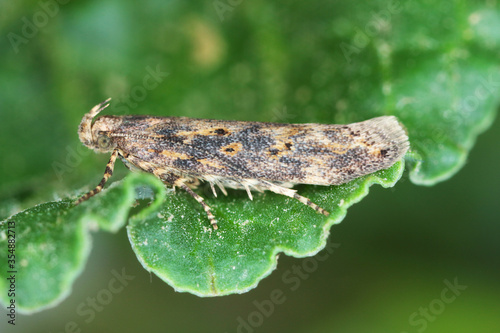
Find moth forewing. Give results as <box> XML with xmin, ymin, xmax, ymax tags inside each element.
<box><xmin>75</xmin><ymin>99</ymin><xmax>409</xmax><ymax>229</ymax></box>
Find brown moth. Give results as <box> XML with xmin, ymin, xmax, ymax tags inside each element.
<box><xmin>75</xmin><ymin>99</ymin><xmax>409</xmax><ymax>229</ymax></box>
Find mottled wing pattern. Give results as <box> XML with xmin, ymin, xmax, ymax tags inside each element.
<box><xmin>76</xmin><ymin>99</ymin><xmax>409</xmax><ymax>229</ymax></box>
<box><xmin>107</xmin><ymin>115</ymin><xmax>408</xmax><ymax>186</ymax></box>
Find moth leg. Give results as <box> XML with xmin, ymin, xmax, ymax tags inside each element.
<box><xmin>291</xmin><ymin>192</ymin><xmax>329</xmax><ymax>217</ymax></box>
<box><xmin>215</xmin><ymin>181</ymin><xmax>228</xmax><ymax>196</ymax></box>
<box><xmin>205</xmin><ymin>177</ymin><xmax>227</xmax><ymax>197</ymax></box>
<box><xmin>259</xmin><ymin>180</ymin><xmax>330</xmax><ymax>217</ymax></box>
<box><xmin>74</xmin><ymin>148</ymin><xmax>119</xmax><ymax>205</ymax></box>
<box><xmin>152</xmin><ymin>171</ymin><xmax>218</xmax><ymax>229</ymax></box>
<box><xmin>179</xmin><ymin>183</ymin><xmax>218</xmax><ymax>230</ymax></box>
<box><xmin>209</xmin><ymin>182</ymin><xmax>218</xmax><ymax>197</ymax></box>
<box><xmin>243</xmin><ymin>183</ymin><xmax>253</xmax><ymax>201</ymax></box>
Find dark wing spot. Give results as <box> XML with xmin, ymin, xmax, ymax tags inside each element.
<box><xmin>269</xmin><ymin>148</ymin><xmax>280</xmax><ymax>156</ymax></box>
<box><xmin>214</xmin><ymin>128</ymin><xmax>228</xmax><ymax>135</ymax></box>
<box><xmin>285</xmin><ymin>142</ymin><xmax>293</xmax><ymax>150</ymax></box>
<box><xmin>380</xmin><ymin>149</ymin><xmax>389</xmax><ymax>158</ymax></box>
<box><xmin>220</xmin><ymin>142</ymin><xmax>242</xmax><ymax>156</ymax></box>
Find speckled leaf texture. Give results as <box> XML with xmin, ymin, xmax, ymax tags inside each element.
<box><xmin>1</xmin><ymin>0</ymin><xmax>499</xmax><ymax>313</ymax></box>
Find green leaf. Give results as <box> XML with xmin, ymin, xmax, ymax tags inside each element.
<box><xmin>1</xmin><ymin>0</ymin><xmax>499</xmax><ymax>312</ymax></box>
<box><xmin>391</xmin><ymin>55</ymin><xmax>500</xmax><ymax>185</ymax></box>
<box><xmin>0</xmin><ymin>201</ymin><xmax>90</xmax><ymax>313</ymax></box>
<box><xmin>0</xmin><ymin>173</ymin><xmax>165</xmax><ymax>313</ymax></box>
<box><xmin>0</xmin><ymin>161</ymin><xmax>403</xmax><ymax>310</ymax></box>
<box><xmin>127</xmin><ymin>161</ymin><xmax>404</xmax><ymax>296</ymax></box>
<box><xmin>332</xmin><ymin>2</ymin><xmax>500</xmax><ymax>185</ymax></box>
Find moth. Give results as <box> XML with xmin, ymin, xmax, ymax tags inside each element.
<box><xmin>75</xmin><ymin>99</ymin><xmax>409</xmax><ymax>229</ymax></box>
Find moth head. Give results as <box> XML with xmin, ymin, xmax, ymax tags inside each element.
<box><xmin>78</xmin><ymin>98</ymin><xmax>118</xmax><ymax>153</ymax></box>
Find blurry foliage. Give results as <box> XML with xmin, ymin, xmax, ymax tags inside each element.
<box><xmin>0</xmin><ymin>0</ymin><xmax>499</xmax><ymax>326</ymax></box>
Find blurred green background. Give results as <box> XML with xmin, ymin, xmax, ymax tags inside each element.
<box><xmin>1</xmin><ymin>0</ymin><xmax>499</xmax><ymax>332</ymax></box>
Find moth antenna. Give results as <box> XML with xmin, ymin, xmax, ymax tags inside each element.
<box><xmin>78</xmin><ymin>98</ymin><xmax>112</xmax><ymax>148</ymax></box>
